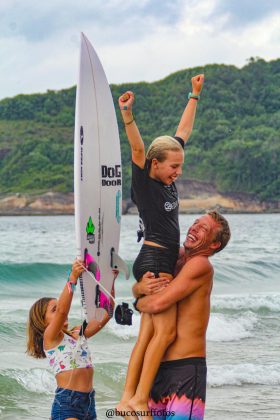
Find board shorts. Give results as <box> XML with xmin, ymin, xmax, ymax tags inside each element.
<box><xmin>148</xmin><ymin>357</ymin><xmax>207</xmax><ymax>420</ymax></box>
<box><xmin>51</xmin><ymin>387</ymin><xmax>96</xmax><ymax>420</ymax></box>
<box><xmin>133</xmin><ymin>244</ymin><xmax>179</xmax><ymax>281</ymax></box>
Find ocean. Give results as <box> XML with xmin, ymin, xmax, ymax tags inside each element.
<box><xmin>0</xmin><ymin>214</ymin><xmax>279</xmax><ymax>420</ymax></box>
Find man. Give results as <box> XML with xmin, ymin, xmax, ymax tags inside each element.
<box><xmin>135</xmin><ymin>211</ymin><xmax>231</xmax><ymax>420</ymax></box>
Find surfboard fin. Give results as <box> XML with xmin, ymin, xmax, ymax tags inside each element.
<box><xmin>111</xmin><ymin>248</ymin><xmax>130</xmax><ymax>279</ymax></box>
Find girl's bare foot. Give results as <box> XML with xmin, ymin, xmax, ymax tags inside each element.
<box><xmin>116</xmin><ymin>400</ymin><xmax>138</xmax><ymax>419</ymax></box>
<box><xmin>129</xmin><ymin>397</ymin><xmax>152</xmax><ymax>420</ymax></box>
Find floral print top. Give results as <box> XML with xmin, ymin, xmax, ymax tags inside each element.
<box><xmin>44</xmin><ymin>333</ymin><xmax>93</xmax><ymax>376</ymax></box>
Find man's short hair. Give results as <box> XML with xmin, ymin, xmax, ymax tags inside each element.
<box><xmin>207</xmin><ymin>211</ymin><xmax>231</xmax><ymax>253</ymax></box>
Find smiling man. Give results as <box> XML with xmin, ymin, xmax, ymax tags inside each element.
<box><xmin>135</xmin><ymin>211</ymin><xmax>231</xmax><ymax>420</ymax></box>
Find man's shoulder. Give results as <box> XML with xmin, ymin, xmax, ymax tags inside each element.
<box><xmin>189</xmin><ymin>255</ymin><xmax>213</xmax><ymax>266</ymax></box>
<box><xmin>181</xmin><ymin>255</ymin><xmax>213</xmax><ymax>279</ymax></box>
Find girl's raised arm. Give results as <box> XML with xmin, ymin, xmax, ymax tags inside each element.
<box><xmin>44</xmin><ymin>260</ymin><xmax>85</xmax><ymax>344</ymax></box>
<box><xmin>175</xmin><ymin>74</ymin><xmax>204</xmax><ymax>143</ymax></box>
<box><xmin>119</xmin><ymin>91</ymin><xmax>145</xmax><ymax>168</ymax></box>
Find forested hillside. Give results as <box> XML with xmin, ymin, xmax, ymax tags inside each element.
<box><xmin>0</xmin><ymin>57</ymin><xmax>279</xmax><ymax>200</ymax></box>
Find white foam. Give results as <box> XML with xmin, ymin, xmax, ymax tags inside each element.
<box><xmin>207</xmin><ymin>312</ymin><xmax>257</xmax><ymax>342</ymax></box>
<box><xmin>3</xmin><ymin>368</ymin><xmax>55</xmax><ymax>394</ymax></box>
<box><xmin>212</xmin><ymin>293</ymin><xmax>280</xmax><ymax>312</ymax></box>
<box><xmin>106</xmin><ymin>313</ymin><xmax>141</xmax><ymax>340</ymax></box>
<box><xmin>95</xmin><ymin>363</ymin><xmax>127</xmax><ymax>384</ymax></box>
<box><xmin>208</xmin><ymin>363</ymin><xmax>280</xmax><ymax>387</ymax></box>
<box><xmin>106</xmin><ymin>311</ymin><xmax>256</xmax><ymax>343</ymax></box>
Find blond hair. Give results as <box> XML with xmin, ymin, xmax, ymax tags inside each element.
<box><xmin>207</xmin><ymin>211</ymin><xmax>231</xmax><ymax>253</ymax></box>
<box><xmin>146</xmin><ymin>136</ymin><xmax>183</xmax><ymax>162</ymax></box>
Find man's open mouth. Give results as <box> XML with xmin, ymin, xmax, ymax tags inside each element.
<box><xmin>187</xmin><ymin>233</ymin><xmax>197</xmax><ymax>242</ymax></box>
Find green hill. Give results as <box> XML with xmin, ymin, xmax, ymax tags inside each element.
<box><xmin>0</xmin><ymin>57</ymin><xmax>279</xmax><ymax>201</ymax></box>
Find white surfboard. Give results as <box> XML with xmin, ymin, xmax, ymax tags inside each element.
<box><xmin>74</xmin><ymin>33</ymin><xmax>129</xmax><ymax>322</ymax></box>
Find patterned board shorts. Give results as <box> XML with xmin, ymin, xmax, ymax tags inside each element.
<box><xmin>148</xmin><ymin>357</ymin><xmax>207</xmax><ymax>420</ymax></box>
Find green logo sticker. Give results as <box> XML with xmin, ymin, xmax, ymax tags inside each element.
<box><xmin>86</xmin><ymin>216</ymin><xmax>95</xmax><ymax>244</ymax></box>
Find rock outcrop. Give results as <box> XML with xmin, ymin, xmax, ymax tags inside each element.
<box><xmin>0</xmin><ymin>180</ymin><xmax>279</xmax><ymax>215</ymax></box>
<box><xmin>0</xmin><ymin>192</ymin><xmax>74</xmax><ymax>215</ymax></box>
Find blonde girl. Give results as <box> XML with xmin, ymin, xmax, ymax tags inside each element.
<box><xmin>117</xmin><ymin>75</ymin><xmax>204</xmax><ymax>419</ymax></box>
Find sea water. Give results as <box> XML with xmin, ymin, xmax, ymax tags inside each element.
<box><xmin>0</xmin><ymin>214</ymin><xmax>279</xmax><ymax>420</ymax></box>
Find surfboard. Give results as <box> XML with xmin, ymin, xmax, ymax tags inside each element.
<box><xmin>74</xmin><ymin>33</ymin><xmax>129</xmax><ymax>322</ymax></box>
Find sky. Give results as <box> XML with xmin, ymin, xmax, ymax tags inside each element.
<box><xmin>0</xmin><ymin>0</ymin><xmax>280</xmax><ymax>100</ymax></box>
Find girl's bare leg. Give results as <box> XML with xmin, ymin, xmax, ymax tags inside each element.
<box><xmin>129</xmin><ymin>303</ymin><xmax>177</xmax><ymax>420</ymax></box>
<box><xmin>116</xmin><ymin>312</ymin><xmax>154</xmax><ymax>417</ymax></box>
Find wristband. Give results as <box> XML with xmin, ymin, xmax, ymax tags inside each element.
<box><xmin>67</xmin><ymin>281</ymin><xmax>76</xmax><ymax>294</ymax></box>
<box><xmin>67</xmin><ymin>273</ymin><xmax>77</xmax><ymax>294</ymax></box>
<box><xmin>188</xmin><ymin>92</ymin><xmax>200</xmax><ymax>100</ymax></box>
<box><xmin>120</xmin><ymin>105</ymin><xmax>131</xmax><ymax>111</ymax></box>
<box><xmin>124</xmin><ymin>114</ymin><xmax>135</xmax><ymax>126</ymax></box>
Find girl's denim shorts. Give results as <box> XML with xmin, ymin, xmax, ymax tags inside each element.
<box><xmin>51</xmin><ymin>387</ymin><xmax>96</xmax><ymax>420</ymax></box>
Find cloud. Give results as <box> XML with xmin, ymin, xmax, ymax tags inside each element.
<box><xmin>212</xmin><ymin>0</ymin><xmax>280</xmax><ymax>28</ymax></box>
<box><xmin>0</xmin><ymin>0</ymin><xmax>279</xmax><ymax>100</ymax></box>
<box><xmin>0</xmin><ymin>0</ymin><xmax>184</xmax><ymax>43</ymax></box>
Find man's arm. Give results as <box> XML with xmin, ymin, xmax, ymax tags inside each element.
<box><xmin>137</xmin><ymin>256</ymin><xmax>213</xmax><ymax>313</ymax></box>
<box><xmin>175</xmin><ymin>74</ymin><xmax>204</xmax><ymax>142</ymax></box>
<box><xmin>132</xmin><ymin>273</ymin><xmax>170</xmax><ymax>298</ymax></box>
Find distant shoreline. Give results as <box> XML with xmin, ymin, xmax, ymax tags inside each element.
<box><xmin>0</xmin><ymin>186</ymin><xmax>279</xmax><ymax>216</ymax></box>
<box><xmin>1</xmin><ymin>211</ymin><xmax>279</xmax><ymax>216</ymax></box>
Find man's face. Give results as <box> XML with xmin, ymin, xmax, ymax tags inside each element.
<box><xmin>184</xmin><ymin>215</ymin><xmax>221</xmax><ymax>253</ymax></box>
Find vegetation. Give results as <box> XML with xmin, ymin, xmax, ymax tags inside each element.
<box><xmin>0</xmin><ymin>58</ymin><xmax>279</xmax><ymax>200</ymax></box>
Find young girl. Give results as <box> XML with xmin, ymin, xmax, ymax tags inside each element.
<box><xmin>117</xmin><ymin>74</ymin><xmax>204</xmax><ymax>419</ymax></box>
<box><xmin>27</xmin><ymin>258</ymin><xmax>115</xmax><ymax>420</ymax></box>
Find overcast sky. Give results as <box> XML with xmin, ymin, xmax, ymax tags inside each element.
<box><xmin>0</xmin><ymin>0</ymin><xmax>280</xmax><ymax>99</ymax></box>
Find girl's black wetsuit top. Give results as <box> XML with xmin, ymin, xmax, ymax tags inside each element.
<box><xmin>131</xmin><ymin>161</ymin><xmax>180</xmax><ymax>248</ymax></box>
<box><xmin>131</xmin><ymin>136</ymin><xmax>184</xmax><ymax>280</ymax></box>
